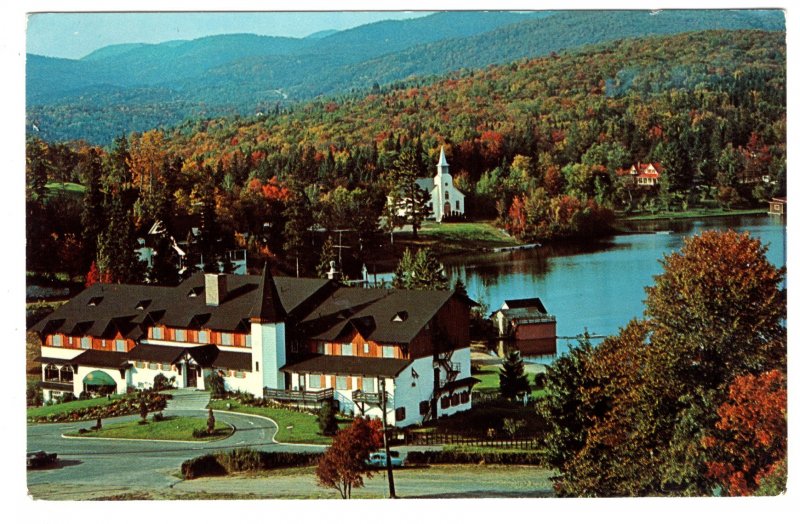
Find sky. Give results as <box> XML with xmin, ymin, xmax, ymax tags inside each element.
<box><xmin>27</xmin><ymin>11</ymin><xmax>432</xmax><ymax>59</ymax></box>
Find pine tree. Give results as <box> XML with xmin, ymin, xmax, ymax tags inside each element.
<box><xmin>392</xmin><ymin>248</ymin><xmax>449</xmax><ymax>290</ymax></box>
<box><xmin>316</xmin><ymin>237</ymin><xmax>338</xmax><ymax>278</ymax></box>
<box><xmin>499</xmin><ymin>351</ymin><xmax>531</xmax><ymax>399</ymax></box>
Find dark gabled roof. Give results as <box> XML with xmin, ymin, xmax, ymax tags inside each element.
<box><xmin>249</xmin><ymin>262</ymin><xmax>286</xmax><ymax>323</ymax></box>
<box><xmin>297</xmin><ymin>287</ymin><xmax>454</xmax><ymax>344</ymax></box>
<box><xmin>213</xmin><ymin>351</ymin><xmax>252</xmax><ymax>371</ymax></box>
<box><xmin>127</xmin><ymin>343</ymin><xmax>188</xmax><ymax>364</ymax></box>
<box><xmin>281</xmin><ymin>355</ymin><xmax>411</xmax><ymax>378</ymax></box>
<box><xmin>35</xmin><ymin>356</ymin><xmax>74</xmax><ymax>365</ymax></box>
<box><xmin>502</xmin><ymin>298</ymin><xmax>547</xmax><ymax>314</ymax></box>
<box><xmin>70</xmin><ymin>350</ymin><xmax>131</xmax><ymax>369</ymax></box>
<box><xmin>31</xmin><ymin>272</ymin><xmax>332</xmax><ymax>337</ymax></box>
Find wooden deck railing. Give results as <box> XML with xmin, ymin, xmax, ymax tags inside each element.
<box><xmin>262</xmin><ymin>387</ymin><xmax>334</xmax><ymax>402</ymax></box>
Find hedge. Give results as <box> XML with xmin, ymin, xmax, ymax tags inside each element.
<box><xmin>405</xmin><ymin>449</ymin><xmax>546</xmax><ymax>466</ymax></box>
<box><xmin>182</xmin><ymin>448</ymin><xmax>323</xmax><ymax>480</ymax></box>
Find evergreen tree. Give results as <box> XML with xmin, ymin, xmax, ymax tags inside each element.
<box><xmin>316</xmin><ymin>236</ymin><xmax>338</xmax><ymax>279</ymax></box>
<box><xmin>499</xmin><ymin>351</ymin><xmax>531</xmax><ymax>399</ymax></box>
<box><xmin>97</xmin><ymin>189</ymin><xmax>142</xmax><ymax>284</ymax></box>
<box><xmin>283</xmin><ymin>184</ymin><xmax>315</xmax><ymax>276</ymax></box>
<box><xmin>387</xmin><ymin>149</ymin><xmax>431</xmax><ymax>239</ymax></box>
<box><xmin>79</xmin><ymin>148</ymin><xmax>106</xmax><ymax>273</ymax></box>
<box><xmin>317</xmin><ymin>399</ymin><xmax>340</xmax><ymax>436</ymax></box>
<box><xmin>392</xmin><ymin>248</ymin><xmax>449</xmax><ymax>290</ymax></box>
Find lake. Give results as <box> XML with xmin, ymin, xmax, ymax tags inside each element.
<box><xmin>442</xmin><ymin>214</ymin><xmax>786</xmax><ymax>365</ymax></box>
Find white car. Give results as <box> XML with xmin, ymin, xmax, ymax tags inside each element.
<box><xmin>366</xmin><ymin>451</ymin><xmax>403</xmax><ymax>468</ymax></box>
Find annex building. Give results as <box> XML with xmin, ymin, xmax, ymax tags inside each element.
<box><xmin>32</xmin><ymin>266</ymin><xmax>478</xmax><ymax>427</ymax></box>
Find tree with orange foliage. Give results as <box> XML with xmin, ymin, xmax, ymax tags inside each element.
<box><xmin>316</xmin><ymin>417</ymin><xmax>383</xmax><ymax>499</ymax></box>
<box><xmin>703</xmin><ymin>370</ymin><xmax>786</xmax><ymax>496</ymax></box>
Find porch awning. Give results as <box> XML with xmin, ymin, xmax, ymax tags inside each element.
<box><xmin>82</xmin><ymin>370</ymin><xmax>117</xmax><ymax>386</ymax></box>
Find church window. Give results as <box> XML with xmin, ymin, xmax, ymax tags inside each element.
<box><xmin>456</xmin><ymin>201</ymin><xmax>460</xmax><ymax>211</ymax></box>
<box><xmin>445</xmin><ymin>191</ymin><xmax>450</xmax><ymax>200</ymax></box>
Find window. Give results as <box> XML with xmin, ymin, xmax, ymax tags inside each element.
<box><xmin>148</xmin><ymin>362</ymin><xmax>159</xmax><ymax>370</ymax></box>
<box><xmin>52</xmin><ymin>334</ymin><xmax>63</xmax><ymax>347</ymax></box>
<box><xmin>419</xmin><ymin>400</ymin><xmax>430</xmax><ymax>415</ymax></box>
<box><xmin>151</xmin><ymin>327</ymin><xmax>163</xmax><ymax>340</ymax></box>
<box><xmin>382</xmin><ymin>346</ymin><xmax>394</xmax><ymax>358</ymax></box>
<box><xmin>60</xmin><ymin>366</ymin><xmax>73</xmax><ymax>383</ymax></box>
<box><xmin>456</xmin><ymin>200</ymin><xmax>460</xmax><ymax>211</ymax></box>
<box><xmin>135</xmin><ymin>361</ymin><xmax>144</xmax><ymax>369</ymax></box>
<box><xmin>395</xmin><ymin>407</ymin><xmax>406</xmax><ymax>422</ymax></box>
<box><xmin>68</xmin><ymin>337</ymin><xmax>73</xmax><ymax>345</ymax></box>
<box><xmin>255</xmin><ymin>362</ymin><xmax>259</xmax><ymax>372</ymax></box>
<box><xmin>175</xmin><ymin>329</ymin><xmax>187</xmax><ymax>342</ymax></box>
<box><xmin>309</xmin><ymin>374</ymin><xmax>321</xmax><ymax>388</ymax></box>
<box><xmin>44</xmin><ymin>364</ymin><xmax>59</xmax><ymax>381</ymax></box>
<box><xmin>80</xmin><ymin>337</ymin><xmax>91</xmax><ymax>349</ymax></box>
<box><xmin>198</xmin><ymin>330</ymin><xmax>209</xmax><ymax>343</ymax></box>
<box><xmin>221</xmin><ymin>333</ymin><xmax>233</xmax><ymax>346</ymax></box>
<box><xmin>161</xmin><ymin>363</ymin><xmax>171</xmax><ymax>371</ymax></box>
<box><xmin>444</xmin><ymin>191</ymin><xmax>450</xmax><ymax>200</ymax></box>
<box><xmin>335</xmin><ymin>376</ymin><xmax>347</xmax><ymax>390</ymax></box>
<box><xmin>101</xmin><ymin>339</ymin><xmax>106</xmax><ymax>348</ymax></box>
<box><xmin>245</xmin><ymin>334</ymin><xmax>252</xmax><ymax>347</ymax></box>
<box><xmin>115</xmin><ymin>340</ymin><xmax>126</xmax><ymax>352</ymax></box>
<box><xmin>441</xmin><ymin>396</ymin><xmax>451</xmax><ymax>409</ymax></box>
<box><xmin>460</xmin><ymin>391</ymin><xmax>470</xmax><ymax>403</ymax></box>
<box><xmin>324</xmin><ymin>343</ymin><xmax>333</xmax><ymax>355</ymax></box>
<box><xmin>316</xmin><ymin>341</ymin><xmax>324</xmax><ymax>354</ymax></box>
<box><xmin>364</xmin><ymin>344</ymin><xmax>370</xmax><ymax>354</ymax></box>
<box><xmin>234</xmin><ymin>371</ymin><xmax>246</xmax><ymax>379</ymax></box>
<box><xmin>451</xmin><ymin>393</ymin><xmax>461</xmax><ymax>406</ymax></box>
<box><xmin>362</xmin><ymin>378</ymin><xmax>376</xmax><ymax>393</ymax></box>
<box><xmin>341</xmin><ymin>343</ymin><xmax>353</xmax><ymax>356</ymax></box>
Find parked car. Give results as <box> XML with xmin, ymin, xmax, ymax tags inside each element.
<box><xmin>27</xmin><ymin>450</ymin><xmax>57</xmax><ymax>469</ymax></box>
<box><xmin>366</xmin><ymin>451</ymin><xmax>403</xmax><ymax>468</ymax></box>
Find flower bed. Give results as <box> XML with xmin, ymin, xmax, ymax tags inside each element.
<box><xmin>27</xmin><ymin>391</ymin><xmax>170</xmax><ymax>423</ymax></box>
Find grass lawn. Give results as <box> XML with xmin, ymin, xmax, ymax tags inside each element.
<box><xmin>28</xmin><ymin>394</ymin><xmax>125</xmax><ymax>418</ymax></box>
<box><xmin>208</xmin><ymin>399</ymin><xmax>348</xmax><ymax>445</ymax></box>
<box><xmin>394</xmin><ymin>221</ymin><xmax>519</xmax><ymax>256</ymax></box>
<box><xmin>472</xmin><ymin>364</ymin><xmax>547</xmax><ymax>399</ymax></box>
<box><xmin>620</xmin><ymin>207</ymin><xmax>766</xmax><ymax>222</ymax></box>
<box><xmin>66</xmin><ymin>416</ymin><xmax>233</xmax><ymax>441</ymax></box>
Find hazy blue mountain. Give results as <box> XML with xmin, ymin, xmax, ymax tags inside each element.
<box><xmin>26</xmin><ymin>10</ymin><xmax>784</xmax><ymax>144</ymax></box>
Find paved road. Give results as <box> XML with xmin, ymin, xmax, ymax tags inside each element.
<box><xmin>27</xmin><ymin>408</ymin><xmax>324</xmax><ymax>496</ymax></box>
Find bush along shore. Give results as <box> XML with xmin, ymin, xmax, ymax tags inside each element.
<box><xmin>181</xmin><ymin>448</ymin><xmax>323</xmax><ymax>480</ymax></box>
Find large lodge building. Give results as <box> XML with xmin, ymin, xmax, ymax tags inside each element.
<box><xmin>32</xmin><ymin>266</ymin><xmax>478</xmax><ymax>427</ymax></box>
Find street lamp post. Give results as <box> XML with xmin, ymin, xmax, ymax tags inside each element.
<box><xmin>379</xmin><ymin>377</ymin><xmax>397</xmax><ymax>499</ymax></box>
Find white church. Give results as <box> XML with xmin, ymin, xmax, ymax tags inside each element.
<box><xmin>415</xmin><ymin>147</ymin><xmax>466</xmax><ymax>222</ymax></box>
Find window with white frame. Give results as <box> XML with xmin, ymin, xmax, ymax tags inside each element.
<box><xmin>101</xmin><ymin>339</ymin><xmax>106</xmax><ymax>348</ymax></box>
<box><xmin>341</xmin><ymin>343</ymin><xmax>353</xmax><ymax>356</ymax></box>
<box><xmin>175</xmin><ymin>329</ymin><xmax>187</xmax><ymax>342</ymax></box>
<box><xmin>221</xmin><ymin>333</ymin><xmax>234</xmax><ymax>346</ymax></box>
<box><xmin>52</xmin><ymin>334</ymin><xmax>63</xmax><ymax>346</ymax></box>
<box><xmin>307</xmin><ymin>374</ymin><xmax>319</xmax><ymax>388</ymax></box>
<box><xmin>234</xmin><ymin>370</ymin><xmax>246</xmax><ymax>378</ymax></box>
<box><xmin>382</xmin><ymin>345</ymin><xmax>394</xmax><ymax>358</ymax></box>
<box><xmin>245</xmin><ymin>334</ymin><xmax>251</xmax><ymax>347</ymax></box>
<box><xmin>80</xmin><ymin>337</ymin><xmax>91</xmax><ymax>349</ymax></box>
<box><xmin>199</xmin><ymin>330</ymin><xmax>209</xmax><ymax>343</ymax></box>
<box><xmin>115</xmin><ymin>340</ymin><xmax>125</xmax><ymax>352</ymax></box>
<box><xmin>151</xmin><ymin>327</ymin><xmax>163</xmax><ymax>340</ymax></box>
<box><xmin>161</xmin><ymin>363</ymin><xmax>171</xmax><ymax>371</ymax></box>
<box><xmin>148</xmin><ymin>362</ymin><xmax>159</xmax><ymax>370</ymax></box>
<box><xmin>362</xmin><ymin>377</ymin><xmax>376</xmax><ymax>393</ymax></box>
<box><xmin>324</xmin><ymin>343</ymin><xmax>332</xmax><ymax>355</ymax></box>
<box><xmin>335</xmin><ymin>376</ymin><xmax>347</xmax><ymax>390</ymax></box>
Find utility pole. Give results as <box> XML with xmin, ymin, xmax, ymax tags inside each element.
<box><xmin>379</xmin><ymin>377</ymin><xmax>397</xmax><ymax>499</ymax></box>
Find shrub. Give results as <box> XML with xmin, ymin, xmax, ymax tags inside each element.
<box><xmin>79</xmin><ymin>391</ymin><xmax>91</xmax><ymax>400</ymax></box>
<box><xmin>533</xmin><ymin>372</ymin><xmax>547</xmax><ymax>388</ymax></box>
<box><xmin>317</xmin><ymin>399</ymin><xmax>339</xmax><ymax>436</ymax></box>
<box><xmin>60</xmin><ymin>392</ymin><xmax>77</xmax><ymax>403</ymax></box>
<box><xmin>181</xmin><ymin>449</ymin><xmax>322</xmax><ymax>479</ymax></box>
<box><xmin>192</xmin><ymin>428</ymin><xmax>207</xmax><ymax>438</ymax></box>
<box><xmin>205</xmin><ymin>372</ymin><xmax>226</xmax><ymax>398</ymax></box>
<box><xmin>78</xmin><ymin>428</ymin><xmax>89</xmax><ymax>434</ymax></box>
<box><xmin>26</xmin><ymin>383</ymin><xmax>43</xmax><ymax>407</ymax></box>
<box><xmin>153</xmin><ymin>373</ymin><xmax>174</xmax><ymax>392</ymax></box>
<box><xmin>153</xmin><ymin>412</ymin><xmax>164</xmax><ymax>422</ymax></box>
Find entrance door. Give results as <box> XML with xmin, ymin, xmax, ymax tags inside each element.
<box><xmin>187</xmin><ymin>364</ymin><xmax>198</xmax><ymax>387</ymax></box>
<box><xmin>444</xmin><ymin>202</ymin><xmax>452</xmax><ymax>216</ymax></box>
<box><xmin>299</xmin><ymin>374</ymin><xmax>306</xmax><ymax>391</ymax></box>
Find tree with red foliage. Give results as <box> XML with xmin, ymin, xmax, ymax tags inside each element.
<box><xmin>316</xmin><ymin>416</ymin><xmax>383</xmax><ymax>499</ymax></box>
<box><xmin>703</xmin><ymin>370</ymin><xmax>787</xmax><ymax>496</ymax></box>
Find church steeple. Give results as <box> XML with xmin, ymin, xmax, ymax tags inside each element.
<box><xmin>437</xmin><ymin>146</ymin><xmax>449</xmax><ymax>168</ymax></box>
<box><xmin>250</xmin><ymin>261</ymin><xmax>286</xmax><ymax>323</ymax></box>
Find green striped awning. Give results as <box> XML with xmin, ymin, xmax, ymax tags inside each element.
<box><xmin>82</xmin><ymin>370</ymin><xmax>116</xmax><ymax>386</ymax></box>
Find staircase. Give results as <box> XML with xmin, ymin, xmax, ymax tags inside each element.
<box><xmin>164</xmin><ymin>388</ymin><xmax>211</xmax><ymax>412</ymax></box>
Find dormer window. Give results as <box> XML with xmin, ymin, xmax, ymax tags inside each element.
<box><xmin>88</xmin><ymin>296</ymin><xmax>102</xmax><ymax>307</ymax></box>
<box><xmin>135</xmin><ymin>299</ymin><xmax>151</xmax><ymax>311</ymax></box>
<box><xmin>392</xmin><ymin>311</ymin><xmax>408</xmax><ymax>322</ymax></box>
<box><xmin>187</xmin><ymin>287</ymin><xmax>203</xmax><ymax>298</ymax></box>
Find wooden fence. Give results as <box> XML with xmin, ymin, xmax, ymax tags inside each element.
<box><xmin>403</xmin><ymin>431</ymin><xmax>538</xmax><ymax>449</ymax></box>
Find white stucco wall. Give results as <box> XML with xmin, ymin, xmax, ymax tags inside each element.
<box><xmin>40</xmin><ymin>346</ymin><xmax>84</xmax><ymax>360</ymax></box>
<box><xmin>129</xmin><ymin>363</ymin><xmax>181</xmax><ymax>390</ymax></box>
<box><xmin>393</xmin><ymin>355</ymin><xmax>435</xmax><ymax>427</ymax></box>
<box><xmin>72</xmin><ymin>366</ymin><xmax>129</xmax><ymax>396</ymax></box>
<box><xmin>251</xmin><ymin>322</ymin><xmax>285</xmax><ymax>391</ymax></box>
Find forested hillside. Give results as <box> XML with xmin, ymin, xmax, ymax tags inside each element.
<box><xmin>26</xmin><ymin>10</ymin><xmax>783</xmax><ymax>144</ymax></box>
<box><xmin>26</xmin><ymin>30</ymin><xmax>786</xmax><ymax>284</ymax></box>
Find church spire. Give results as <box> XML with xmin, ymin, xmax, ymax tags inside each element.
<box><xmin>437</xmin><ymin>146</ymin><xmax>449</xmax><ymax>167</ymax></box>
<box><xmin>250</xmin><ymin>261</ymin><xmax>286</xmax><ymax>323</ymax></box>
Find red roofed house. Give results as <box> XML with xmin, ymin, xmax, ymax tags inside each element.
<box><xmin>625</xmin><ymin>162</ymin><xmax>663</xmax><ymax>187</ymax></box>
<box><xmin>32</xmin><ymin>265</ymin><xmax>478</xmax><ymax>428</ymax></box>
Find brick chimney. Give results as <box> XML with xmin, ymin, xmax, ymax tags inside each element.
<box><xmin>205</xmin><ymin>273</ymin><xmax>228</xmax><ymax>306</ymax></box>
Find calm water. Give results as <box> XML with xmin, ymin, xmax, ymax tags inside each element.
<box><xmin>443</xmin><ymin>214</ymin><xmax>786</xmax><ymax>364</ymax></box>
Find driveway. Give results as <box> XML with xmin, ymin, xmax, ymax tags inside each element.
<box><xmin>27</xmin><ymin>408</ymin><xmax>325</xmax><ymax>497</ymax></box>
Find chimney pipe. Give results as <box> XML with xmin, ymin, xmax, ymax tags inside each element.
<box><xmin>205</xmin><ymin>273</ymin><xmax>228</xmax><ymax>306</ymax></box>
